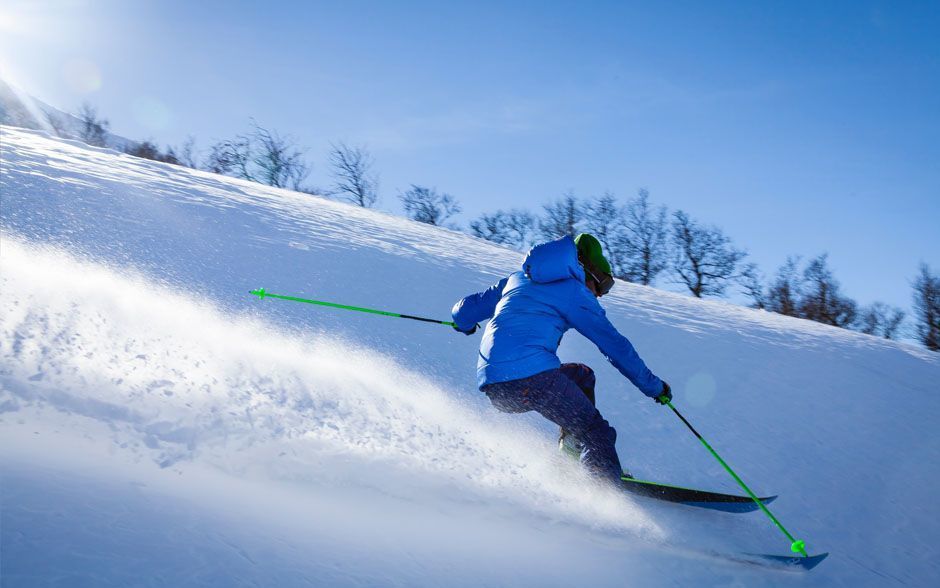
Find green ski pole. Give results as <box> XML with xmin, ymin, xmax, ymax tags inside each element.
<box><xmin>249</xmin><ymin>288</ymin><xmax>458</xmax><ymax>328</ymax></box>
<box><xmin>657</xmin><ymin>394</ymin><xmax>810</xmax><ymax>558</ymax></box>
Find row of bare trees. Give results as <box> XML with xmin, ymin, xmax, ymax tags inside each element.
<box><xmin>468</xmin><ymin>190</ymin><xmax>746</xmax><ymax>296</ymax></box>
<box><xmin>68</xmin><ymin>103</ymin><xmax>442</xmax><ymax>218</ymax></box>
<box><xmin>60</xmin><ymin>102</ymin><xmax>940</xmax><ymax>350</ymax></box>
<box><xmin>59</xmin><ymin>104</ymin><xmax>379</xmax><ymax>202</ymax></box>
<box><xmin>203</xmin><ymin>123</ymin><xmax>311</xmax><ymax>190</ymax></box>
<box><xmin>69</xmin><ymin>104</ymin><xmax>456</xmax><ymax>220</ymax></box>
<box><xmin>458</xmin><ymin>188</ymin><xmax>938</xmax><ymax>348</ymax></box>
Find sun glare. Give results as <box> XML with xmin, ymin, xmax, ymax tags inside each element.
<box><xmin>0</xmin><ymin>1</ymin><xmax>81</xmax><ymax>41</ymax></box>
<box><xmin>0</xmin><ymin>4</ymin><xmax>32</xmax><ymax>36</ymax></box>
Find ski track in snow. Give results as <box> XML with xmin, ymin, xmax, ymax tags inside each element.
<box><xmin>2</xmin><ymin>126</ymin><xmax>940</xmax><ymax>586</ymax></box>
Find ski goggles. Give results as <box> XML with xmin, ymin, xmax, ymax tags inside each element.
<box><xmin>583</xmin><ymin>265</ymin><xmax>615</xmax><ymax>296</ymax></box>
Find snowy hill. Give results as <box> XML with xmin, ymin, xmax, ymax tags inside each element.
<box><xmin>0</xmin><ymin>79</ymin><xmax>135</xmax><ymax>150</ymax></box>
<box><xmin>2</xmin><ymin>125</ymin><xmax>938</xmax><ymax>587</ymax></box>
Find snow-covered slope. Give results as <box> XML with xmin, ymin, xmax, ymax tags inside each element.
<box><xmin>2</xmin><ymin>126</ymin><xmax>938</xmax><ymax>586</ymax></box>
<box><xmin>0</xmin><ymin>80</ymin><xmax>135</xmax><ymax>150</ymax></box>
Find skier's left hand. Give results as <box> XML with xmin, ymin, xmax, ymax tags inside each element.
<box><xmin>655</xmin><ymin>381</ymin><xmax>672</xmax><ymax>405</ymax></box>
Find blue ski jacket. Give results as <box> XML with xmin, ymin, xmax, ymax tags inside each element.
<box><xmin>452</xmin><ymin>235</ymin><xmax>664</xmax><ymax>397</ymax></box>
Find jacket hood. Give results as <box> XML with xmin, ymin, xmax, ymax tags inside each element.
<box><xmin>521</xmin><ymin>236</ymin><xmax>586</xmax><ymax>284</ymax></box>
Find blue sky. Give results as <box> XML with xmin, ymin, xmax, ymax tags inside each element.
<box><xmin>1</xmin><ymin>0</ymin><xmax>938</xmax><ymax>316</ymax></box>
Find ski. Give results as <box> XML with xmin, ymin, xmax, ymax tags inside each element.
<box><xmin>620</xmin><ymin>476</ymin><xmax>777</xmax><ymax>513</ymax></box>
<box><xmin>654</xmin><ymin>542</ymin><xmax>829</xmax><ymax>571</ymax></box>
<box><xmin>702</xmin><ymin>550</ymin><xmax>829</xmax><ymax>571</ymax></box>
<box><xmin>745</xmin><ymin>552</ymin><xmax>829</xmax><ymax>570</ymax></box>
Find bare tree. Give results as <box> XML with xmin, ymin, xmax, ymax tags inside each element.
<box><xmin>469</xmin><ymin>208</ymin><xmax>536</xmax><ymax>250</ymax></box>
<box><xmin>798</xmin><ymin>254</ymin><xmax>857</xmax><ymax>328</ymax></box>
<box><xmin>503</xmin><ymin>209</ymin><xmax>537</xmax><ymax>250</ymax></box>
<box><xmin>883</xmin><ymin>309</ymin><xmax>906</xmax><ymax>340</ymax></box>
<box><xmin>670</xmin><ymin>210</ymin><xmax>747</xmax><ymax>298</ymax></box>
<box><xmin>126</xmin><ymin>140</ymin><xmax>181</xmax><ymax>165</ymax></box>
<box><xmin>329</xmin><ymin>142</ymin><xmax>378</xmax><ymax>207</ymax></box>
<box><xmin>161</xmin><ymin>145</ymin><xmax>180</xmax><ymax>165</ymax></box>
<box><xmin>913</xmin><ymin>263</ymin><xmax>940</xmax><ymax>351</ymax></box>
<box><xmin>583</xmin><ymin>192</ymin><xmax>625</xmax><ymax>274</ymax></box>
<box><xmin>178</xmin><ymin>136</ymin><xmax>198</xmax><ymax>168</ymax></box>
<box><xmin>470</xmin><ymin>211</ymin><xmax>511</xmax><ymax>244</ymax></box>
<box><xmin>759</xmin><ymin>255</ymin><xmax>868</xmax><ymax>332</ymax></box>
<box><xmin>857</xmin><ymin>302</ymin><xmax>905</xmax><ymax>340</ymax></box>
<box><xmin>204</xmin><ymin>136</ymin><xmax>253</xmax><ymax>179</ymax></box>
<box><xmin>399</xmin><ymin>185</ymin><xmax>461</xmax><ymax>226</ymax></box>
<box><xmin>539</xmin><ymin>192</ymin><xmax>582</xmax><ymax>240</ymax></box>
<box><xmin>739</xmin><ymin>262</ymin><xmax>767</xmax><ymax>309</ymax></box>
<box><xmin>77</xmin><ymin>102</ymin><xmax>109</xmax><ymax>147</ymax></box>
<box><xmin>202</xmin><ymin>123</ymin><xmax>310</xmax><ymax>190</ymax></box>
<box><xmin>618</xmin><ymin>189</ymin><xmax>669</xmax><ymax>285</ymax></box>
<box><xmin>203</xmin><ymin>141</ymin><xmax>229</xmax><ymax>175</ymax></box>
<box><xmin>766</xmin><ymin>257</ymin><xmax>804</xmax><ymax>316</ymax></box>
<box><xmin>125</xmin><ymin>140</ymin><xmax>162</xmax><ymax>160</ymax></box>
<box><xmin>251</xmin><ymin>123</ymin><xmax>309</xmax><ymax>190</ymax></box>
<box><xmin>583</xmin><ymin>193</ymin><xmax>620</xmax><ymax>250</ymax></box>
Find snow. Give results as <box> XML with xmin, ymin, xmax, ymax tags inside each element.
<box><xmin>0</xmin><ymin>78</ymin><xmax>137</xmax><ymax>151</ymax></box>
<box><xmin>2</xmin><ymin>125</ymin><xmax>939</xmax><ymax>586</ymax></box>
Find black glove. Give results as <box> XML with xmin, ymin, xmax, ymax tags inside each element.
<box><xmin>453</xmin><ymin>323</ymin><xmax>478</xmax><ymax>336</ymax></box>
<box><xmin>655</xmin><ymin>381</ymin><xmax>672</xmax><ymax>405</ymax></box>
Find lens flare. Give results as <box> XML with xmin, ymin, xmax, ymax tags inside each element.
<box><xmin>62</xmin><ymin>58</ymin><xmax>102</xmax><ymax>94</ymax></box>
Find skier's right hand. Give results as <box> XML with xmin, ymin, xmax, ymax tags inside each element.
<box><xmin>453</xmin><ymin>323</ymin><xmax>479</xmax><ymax>336</ymax></box>
<box><xmin>655</xmin><ymin>381</ymin><xmax>672</xmax><ymax>405</ymax></box>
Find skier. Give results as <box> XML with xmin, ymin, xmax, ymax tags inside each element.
<box><xmin>451</xmin><ymin>233</ymin><xmax>671</xmax><ymax>486</ymax></box>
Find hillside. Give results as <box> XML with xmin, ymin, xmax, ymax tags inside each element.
<box><xmin>0</xmin><ymin>79</ymin><xmax>135</xmax><ymax>150</ymax></box>
<box><xmin>2</xmin><ymin>125</ymin><xmax>938</xmax><ymax>587</ymax></box>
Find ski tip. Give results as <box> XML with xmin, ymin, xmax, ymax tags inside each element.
<box><xmin>748</xmin><ymin>551</ymin><xmax>829</xmax><ymax>571</ymax></box>
<box><xmin>762</xmin><ymin>494</ymin><xmax>778</xmax><ymax>505</ymax></box>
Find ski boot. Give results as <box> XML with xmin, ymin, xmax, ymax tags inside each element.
<box><xmin>559</xmin><ymin>429</ymin><xmax>633</xmax><ymax>479</ymax></box>
<box><xmin>558</xmin><ymin>429</ymin><xmax>584</xmax><ymax>460</ymax></box>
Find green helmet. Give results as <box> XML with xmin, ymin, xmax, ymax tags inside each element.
<box><xmin>574</xmin><ymin>233</ymin><xmax>614</xmax><ymax>295</ymax></box>
<box><xmin>574</xmin><ymin>233</ymin><xmax>611</xmax><ymax>275</ymax></box>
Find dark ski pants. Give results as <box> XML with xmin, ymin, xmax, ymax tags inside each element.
<box><xmin>481</xmin><ymin>363</ymin><xmax>623</xmax><ymax>485</ymax></box>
